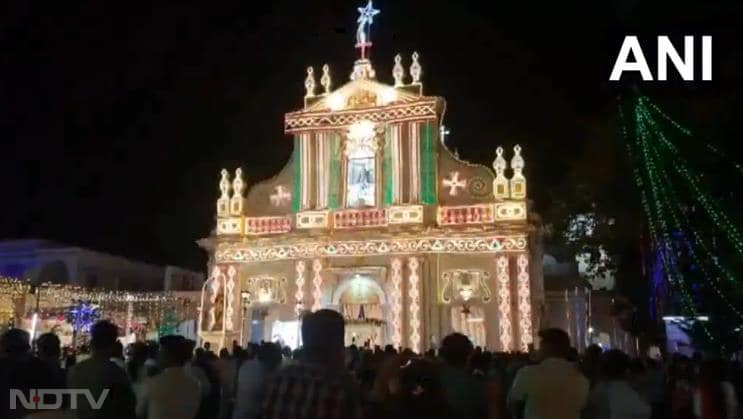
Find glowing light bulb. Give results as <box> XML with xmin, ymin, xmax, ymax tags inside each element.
<box><xmin>380</xmin><ymin>87</ymin><xmax>397</xmax><ymax>105</ymax></box>
<box><xmin>327</xmin><ymin>93</ymin><xmax>345</xmax><ymax>111</ymax></box>
<box><xmin>348</xmin><ymin>120</ymin><xmax>375</xmax><ymax>140</ymax></box>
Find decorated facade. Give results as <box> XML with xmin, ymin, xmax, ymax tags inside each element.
<box><xmin>198</xmin><ymin>1</ymin><xmax>544</xmax><ymax>352</ymax></box>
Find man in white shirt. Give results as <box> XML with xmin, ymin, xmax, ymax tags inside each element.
<box><xmin>508</xmin><ymin>328</ymin><xmax>589</xmax><ymax>419</ymax></box>
<box><xmin>136</xmin><ymin>335</ymin><xmax>200</xmax><ymax>419</ymax></box>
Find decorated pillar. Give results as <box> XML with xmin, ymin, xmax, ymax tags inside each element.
<box><xmin>199</xmin><ymin>264</ymin><xmax>240</xmax><ymax>350</ymax></box>
<box><xmin>407</xmin><ymin>256</ymin><xmax>422</xmax><ymax>353</ymax></box>
<box><xmin>516</xmin><ymin>253</ymin><xmax>534</xmax><ymax>351</ymax></box>
<box><xmin>389</xmin><ymin>257</ymin><xmax>403</xmax><ymax>349</ymax></box>
<box><xmin>295</xmin><ymin>260</ymin><xmax>307</xmax><ymax>315</ymax></box>
<box><xmin>496</xmin><ymin>255</ymin><xmax>514</xmax><ymax>351</ymax></box>
<box><xmin>311</xmin><ymin>259</ymin><xmax>324</xmax><ymax>311</ymax></box>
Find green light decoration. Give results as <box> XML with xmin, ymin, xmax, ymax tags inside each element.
<box><xmin>420</xmin><ymin>122</ymin><xmax>437</xmax><ymax>205</ymax></box>
<box><xmin>158</xmin><ymin>309</ymin><xmax>178</xmax><ymax>338</ymax></box>
<box><xmin>637</xmin><ymin>103</ymin><xmax>743</xmax><ymax>255</ymax></box>
<box><xmin>624</xmin><ymin>95</ymin><xmax>743</xmax><ymax>345</ymax></box>
<box><xmin>291</xmin><ymin>136</ymin><xmax>302</xmax><ymax>213</ymax></box>
<box><xmin>643</xmin><ymin>98</ymin><xmax>743</xmax><ymax>175</ymax></box>
<box><xmin>383</xmin><ymin>126</ymin><xmax>394</xmax><ymax>206</ymax></box>
<box><xmin>634</xmin><ymin>107</ymin><xmax>709</xmax><ymax>337</ymax></box>
<box><xmin>640</xmin><ymin>114</ymin><xmax>743</xmax><ymax>320</ymax></box>
<box><xmin>328</xmin><ymin>133</ymin><xmax>342</xmax><ymax>210</ymax></box>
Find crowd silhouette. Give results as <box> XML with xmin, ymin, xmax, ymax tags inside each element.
<box><xmin>0</xmin><ymin>310</ymin><xmax>740</xmax><ymax>419</ymax></box>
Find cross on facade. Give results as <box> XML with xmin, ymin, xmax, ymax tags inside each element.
<box><xmin>270</xmin><ymin>185</ymin><xmax>291</xmax><ymax>206</ymax></box>
<box><xmin>443</xmin><ymin>172</ymin><xmax>467</xmax><ymax>196</ymax></box>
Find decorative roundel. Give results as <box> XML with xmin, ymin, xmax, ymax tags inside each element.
<box><xmin>468</xmin><ymin>176</ymin><xmax>489</xmax><ymax>197</ymax></box>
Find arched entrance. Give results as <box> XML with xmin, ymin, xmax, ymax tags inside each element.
<box><xmin>331</xmin><ymin>275</ymin><xmax>387</xmax><ymax>347</ymax></box>
<box><xmin>451</xmin><ymin>305</ymin><xmax>487</xmax><ymax>348</ymax></box>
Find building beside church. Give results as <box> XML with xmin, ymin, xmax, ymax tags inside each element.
<box><xmin>198</xmin><ymin>1</ymin><xmax>543</xmax><ymax>352</ymax></box>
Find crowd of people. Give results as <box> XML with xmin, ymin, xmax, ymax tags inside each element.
<box><xmin>0</xmin><ymin>309</ymin><xmax>741</xmax><ymax>419</ymax></box>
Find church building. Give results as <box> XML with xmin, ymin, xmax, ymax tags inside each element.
<box><xmin>198</xmin><ymin>1</ymin><xmax>543</xmax><ymax>352</ymax></box>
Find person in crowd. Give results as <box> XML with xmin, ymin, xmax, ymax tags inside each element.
<box><xmin>670</xmin><ymin>354</ymin><xmax>695</xmax><ymax>419</ymax></box>
<box><xmin>36</xmin><ymin>332</ymin><xmax>66</xmax><ymax>390</ymax></box>
<box><xmin>389</xmin><ymin>357</ymin><xmax>452</xmax><ymax>419</ymax></box>
<box><xmin>126</xmin><ymin>341</ymin><xmax>149</xmax><ymax>400</ymax></box>
<box><xmin>143</xmin><ymin>341</ymin><xmax>161</xmax><ymax>377</ymax></box>
<box><xmin>232</xmin><ymin>342</ymin><xmax>282</xmax><ymax>419</ymax></box>
<box><xmin>184</xmin><ymin>340</ymin><xmax>212</xmax><ymax>402</ymax></box>
<box><xmin>507</xmin><ymin>328</ymin><xmax>589</xmax><ymax>419</ymax></box>
<box><xmin>368</xmin><ymin>353</ymin><xmax>408</xmax><ymax>417</ymax></box>
<box><xmin>111</xmin><ymin>340</ymin><xmax>126</xmax><ymax>370</ymax></box>
<box><xmin>693</xmin><ymin>358</ymin><xmax>738</xmax><ymax>419</ymax></box>
<box><xmin>136</xmin><ymin>335</ymin><xmax>200</xmax><ymax>419</ymax></box>
<box><xmin>262</xmin><ymin>309</ymin><xmax>364</xmax><ymax>419</ymax></box>
<box><xmin>584</xmin><ymin>349</ymin><xmax>650</xmax><ymax>419</ymax></box>
<box><xmin>0</xmin><ymin>328</ymin><xmax>56</xmax><ymax>419</ymax></box>
<box><xmin>438</xmin><ymin>332</ymin><xmax>487</xmax><ymax>419</ymax></box>
<box><xmin>580</xmin><ymin>344</ymin><xmax>603</xmax><ymax>388</ymax></box>
<box><xmin>194</xmin><ymin>346</ymin><xmax>221</xmax><ymax>419</ymax></box>
<box><xmin>67</xmin><ymin>320</ymin><xmax>136</xmax><ymax>419</ymax></box>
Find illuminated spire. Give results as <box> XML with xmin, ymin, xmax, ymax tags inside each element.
<box><xmin>304</xmin><ymin>66</ymin><xmax>316</xmax><ymax>98</ymax></box>
<box><xmin>320</xmin><ymin>64</ymin><xmax>332</xmax><ymax>94</ymax></box>
<box><xmin>355</xmin><ymin>0</ymin><xmax>380</xmax><ymax>60</ymax></box>
<box><xmin>393</xmin><ymin>54</ymin><xmax>404</xmax><ymax>86</ymax></box>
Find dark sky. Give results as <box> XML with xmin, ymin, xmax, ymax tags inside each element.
<box><xmin>1</xmin><ymin>0</ymin><xmax>741</xmax><ymax>271</ymax></box>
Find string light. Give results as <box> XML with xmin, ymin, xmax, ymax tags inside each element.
<box><xmin>625</xmin><ymin>103</ymin><xmax>713</xmax><ymax>340</ymax></box>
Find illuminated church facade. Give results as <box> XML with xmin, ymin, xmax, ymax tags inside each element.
<box><xmin>198</xmin><ymin>1</ymin><xmax>544</xmax><ymax>352</ymax></box>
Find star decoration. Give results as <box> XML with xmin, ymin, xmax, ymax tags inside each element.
<box><xmin>357</xmin><ymin>0</ymin><xmax>380</xmax><ymax>29</ymax></box>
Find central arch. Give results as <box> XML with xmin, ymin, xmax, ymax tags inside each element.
<box><xmin>331</xmin><ymin>274</ymin><xmax>387</xmax><ymax>305</ymax></box>
<box><xmin>330</xmin><ymin>274</ymin><xmax>388</xmax><ymax>347</ymax></box>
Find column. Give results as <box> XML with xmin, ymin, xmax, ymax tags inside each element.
<box><xmin>311</xmin><ymin>259</ymin><xmax>323</xmax><ymax>311</ymax></box>
<box><xmin>496</xmin><ymin>255</ymin><xmax>514</xmax><ymax>351</ymax></box>
<box><xmin>516</xmin><ymin>253</ymin><xmax>534</xmax><ymax>351</ymax></box>
<box><xmin>389</xmin><ymin>257</ymin><xmax>403</xmax><ymax>350</ymax></box>
<box><xmin>294</xmin><ymin>260</ymin><xmax>306</xmax><ymax>315</ymax></box>
<box><xmin>407</xmin><ymin>256</ymin><xmax>422</xmax><ymax>353</ymax></box>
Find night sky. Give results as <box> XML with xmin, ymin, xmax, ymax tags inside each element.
<box><xmin>2</xmin><ymin>0</ymin><xmax>741</xmax><ymax>271</ymax></box>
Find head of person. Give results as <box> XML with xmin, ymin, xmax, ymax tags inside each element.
<box><xmin>584</xmin><ymin>344</ymin><xmax>602</xmax><ymax>363</ymax></box>
<box><xmin>36</xmin><ymin>332</ymin><xmax>61</xmax><ymax>361</ymax></box>
<box><xmin>219</xmin><ymin>348</ymin><xmax>230</xmax><ymax>359</ymax></box>
<box><xmin>184</xmin><ymin>339</ymin><xmax>197</xmax><ymax>362</ymax></box>
<box><xmin>89</xmin><ymin>320</ymin><xmax>119</xmax><ymax>358</ymax></box>
<box><xmin>600</xmin><ymin>349</ymin><xmax>629</xmax><ymax>380</ymax></box>
<box><xmin>257</xmin><ymin>342</ymin><xmax>283</xmax><ymax>371</ymax></box>
<box><xmin>203</xmin><ymin>342</ymin><xmax>211</xmax><ymax>351</ymax></box>
<box><xmin>158</xmin><ymin>335</ymin><xmax>189</xmax><ymax>368</ymax></box>
<box><xmin>439</xmin><ymin>333</ymin><xmax>473</xmax><ymax>369</ymax></box>
<box><xmin>112</xmin><ymin>340</ymin><xmax>124</xmax><ymax>359</ymax></box>
<box><xmin>301</xmin><ymin>309</ymin><xmax>345</xmax><ymax>367</ymax></box>
<box><xmin>0</xmin><ymin>328</ymin><xmax>31</xmax><ymax>358</ymax></box>
<box><xmin>538</xmin><ymin>328</ymin><xmax>571</xmax><ymax>360</ymax></box>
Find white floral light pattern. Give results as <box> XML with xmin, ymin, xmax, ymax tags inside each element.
<box><xmin>208</xmin><ymin>266</ymin><xmax>222</xmax><ymax>331</ymax></box>
<box><xmin>517</xmin><ymin>254</ymin><xmax>533</xmax><ymax>351</ymax></box>
<box><xmin>225</xmin><ymin>266</ymin><xmax>236</xmax><ymax>331</ymax></box>
<box><xmin>390</xmin><ymin>258</ymin><xmax>403</xmax><ymax>349</ymax></box>
<box><xmin>216</xmin><ymin>235</ymin><xmax>527</xmax><ymax>263</ymax></box>
<box><xmin>311</xmin><ymin>259</ymin><xmax>323</xmax><ymax>312</ymax></box>
<box><xmin>295</xmin><ymin>261</ymin><xmax>306</xmax><ymax>315</ymax></box>
<box><xmin>408</xmin><ymin>257</ymin><xmax>421</xmax><ymax>353</ymax></box>
<box><xmin>496</xmin><ymin>256</ymin><xmax>513</xmax><ymax>351</ymax></box>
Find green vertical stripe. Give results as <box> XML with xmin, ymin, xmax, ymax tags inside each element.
<box><xmin>383</xmin><ymin>125</ymin><xmax>394</xmax><ymax>206</ymax></box>
<box><xmin>291</xmin><ymin>136</ymin><xmax>302</xmax><ymax>212</ymax></box>
<box><xmin>420</xmin><ymin>122</ymin><xmax>437</xmax><ymax>204</ymax></box>
<box><xmin>328</xmin><ymin>133</ymin><xmax>341</xmax><ymax>209</ymax></box>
